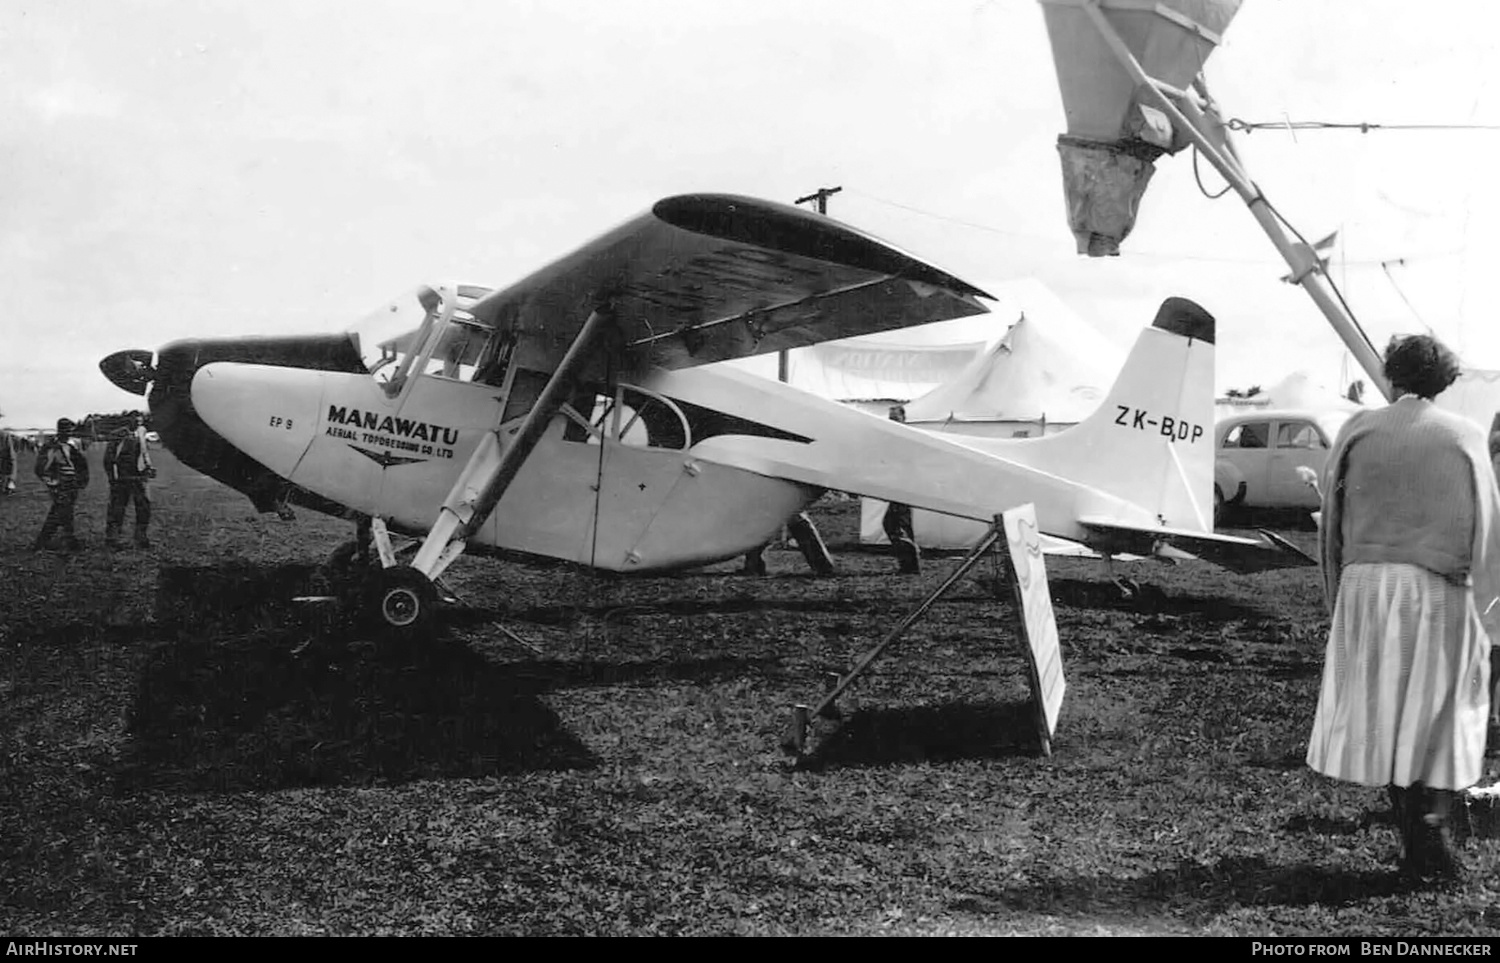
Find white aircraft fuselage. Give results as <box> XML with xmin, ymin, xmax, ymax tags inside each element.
<box><xmin>153</xmin><ymin>300</ymin><xmax>1225</xmax><ymax>575</ymax></box>
<box><xmin>185</xmin><ymin>357</ymin><xmax>817</xmax><ymax>571</ymax></box>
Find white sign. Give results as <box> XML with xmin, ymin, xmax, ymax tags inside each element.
<box><xmin>1001</xmin><ymin>504</ymin><xmax>1065</xmax><ymax>755</ymax></box>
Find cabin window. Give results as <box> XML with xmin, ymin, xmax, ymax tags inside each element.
<box><xmin>1222</xmin><ymin>421</ymin><xmax>1269</xmax><ymax>449</ymax></box>
<box><xmin>1275</xmin><ymin>421</ymin><xmax>1324</xmax><ymax>449</ymax></box>
<box><xmin>560</xmin><ymin>385</ymin><xmax>690</xmax><ymax>450</ymax></box>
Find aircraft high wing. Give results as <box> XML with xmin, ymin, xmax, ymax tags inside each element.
<box><xmin>462</xmin><ymin>194</ymin><xmax>993</xmax><ymax>377</ymax></box>
<box><xmin>100</xmin><ymin>193</ymin><xmax>1311</xmax><ymax>638</ymax></box>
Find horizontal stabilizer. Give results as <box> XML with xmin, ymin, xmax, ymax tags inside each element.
<box><xmin>1078</xmin><ymin>517</ymin><xmax>1317</xmax><ymax>574</ymax></box>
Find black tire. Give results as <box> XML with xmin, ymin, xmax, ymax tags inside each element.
<box><xmin>365</xmin><ymin>566</ymin><xmax>439</xmax><ymax>640</ymax></box>
<box><xmin>1213</xmin><ymin>485</ymin><xmax>1225</xmax><ymax>528</ymax></box>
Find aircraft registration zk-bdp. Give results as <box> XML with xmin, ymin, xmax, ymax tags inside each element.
<box><xmin>100</xmin><ymin>194</ymin><xmax>1311</xmax><ymax>638</ymax></box>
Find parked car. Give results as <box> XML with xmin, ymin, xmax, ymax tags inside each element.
<box><xmin>1214</xmin><ymin>407</ymin><xmax>1354</xmax><ymax>525</ymax></box>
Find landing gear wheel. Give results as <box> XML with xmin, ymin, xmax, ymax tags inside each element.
<box><xmin>365</xmin><ymin>566</ymin><xmax>439</xmax><ymax>641</ymax></box>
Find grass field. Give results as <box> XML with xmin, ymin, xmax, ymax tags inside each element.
<box><xmin>2</xmin><ymin>446</ymin><xmax>1498</xmax><ymax>936</ymax></box>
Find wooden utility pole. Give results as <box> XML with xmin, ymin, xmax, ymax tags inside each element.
<box><xmin>794</xmin><ymin>185</ymin><xmax>842</xmax><ymax>216</ymax></box>
<box><xmin>786</xmin><ymin>186</ymin><xmax>843</xmax><ymax>382</ymax></box>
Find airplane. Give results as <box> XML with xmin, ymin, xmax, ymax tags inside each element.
<box><xmin>99</xmin><ymin>193</ymin><xmax>1312</xmax><ymax>639</ymax></box>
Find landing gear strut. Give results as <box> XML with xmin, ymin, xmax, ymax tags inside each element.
<box><xmin>370</xmin><ymin>305</ymin><xmax>616</xmax><ymax>638</ymax></box>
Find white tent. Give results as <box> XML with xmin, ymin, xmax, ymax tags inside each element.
<box><xmin>716</xmin><ymin>312</ymin><xmax>1009</xmax><ymax>415</ymax></box>
<box><xmin>904</xmin><ymin>280</ymin><xmax>1123</xmax><ymax>438</ymax></box>
<box><xmin>1437</xmin><ymin>369</ymin><xmax>1500</xmax><ymax>435</ymax></box>
<box><xmin>719</xmin><ymin>277</ymin><xmax>1123</xmax><ymax>429</ymax></box>
<box><xmin>1225</xmin><ymin>367</ymin><xmax>1500</xmax><ymax>436</ymax></box>
<box><xmin>852</xmin><ymin>279</ymin><xmax>1127</xmax><ymax>550</ymax></box>
<box><xmin>1215</xmin><ymin>370</ymin><xmax>1369</xmax><ymax>420</ymax></box>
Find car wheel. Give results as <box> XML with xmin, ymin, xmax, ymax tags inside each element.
<box><xmin>1213</xmin><ymin>484</ymin><xmax>1225</xmax><ymax>528</ymax></box>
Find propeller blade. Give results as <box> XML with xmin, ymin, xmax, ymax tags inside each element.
<box><xmin>100</xmin><ymin>349</ymin><xmax>156</xmax><ymax>396</ymax></box>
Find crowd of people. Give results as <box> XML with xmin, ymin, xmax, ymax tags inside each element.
<box><xmin>4</xmin><ymin>415</ymin><xmax>155</xmax><ymax>552</ymax></box>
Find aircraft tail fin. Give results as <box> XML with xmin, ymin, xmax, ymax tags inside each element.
<box><xmin>991</xmin><ymin>297</ymin><xmax>1218</xmax><ymax>532</ymax></box>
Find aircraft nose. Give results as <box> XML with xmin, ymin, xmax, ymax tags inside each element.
<box><xmin>99</xmin><ymin>349</ymin><xmax>157</xmax><ymax>395</ymax></box>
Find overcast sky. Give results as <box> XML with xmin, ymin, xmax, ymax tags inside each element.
<box><xmin>4</xmin><ymin>0</ymin><xmax>1499</xmax><ymax>428</ymax></box>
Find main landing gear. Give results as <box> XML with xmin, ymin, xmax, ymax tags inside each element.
<box><xmin>312</xmin><ymin>303</ymin><xmax>618</xmax><ymax>645</ymax></box>
<box><xmin>312</xmin><ymin>516</ymin><xmax>447</xmax><ymax>641</ymax></box>
<box><xmin>366</xmin><ymin>565</ymin><xmax>439</xmax><ymax>636</ymax></box>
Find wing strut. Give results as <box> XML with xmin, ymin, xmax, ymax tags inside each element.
<box><xmin>406</xmin><ymin>306</ymin><xmax>618</xmax><ymax>583</ymax></box>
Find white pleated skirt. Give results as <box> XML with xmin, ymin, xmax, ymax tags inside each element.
<box><xmin>1306</xmin><ymin>562</ymin><xmax>1492</xmax><ymax>790</ymax></box>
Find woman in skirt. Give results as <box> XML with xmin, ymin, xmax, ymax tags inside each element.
<box><xmin>1307</xmin><ymin>333</ymin><xmax>1500</xmax><ymax>881</ymax></box>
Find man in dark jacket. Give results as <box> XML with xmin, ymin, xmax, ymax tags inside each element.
<box><xmin>33</xmin><ymin>418</ymin><xmax>89</xmax><ymax>550</ymax></box>
<box><xmin>0</xmin><ymin>430</ymin><xmax>15</xmax><ymax>495</ymax></box>
<box><xmin>882</xmin><ymin>405</ymin><xmax>921</xmax><ymax>574</ymax></box>
<box><xmin>103</xmin><ymin>415</ymin><xmax>155</xmax><ymax>549</ymax></box>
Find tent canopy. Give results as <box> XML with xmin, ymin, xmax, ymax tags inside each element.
<box><xmin>1214</xmin><ymin>370</ymin><xmax>1379</xmax><ymax>426</ymax></box>
<box><xmin>716</xmin><ymin>277</ymin><xmax>1123</xmax><ymax>423</ymax></box>
<box><xmin>717</xmin><ymin>311</ymin><xmax>1007</xmax><ymax>402</ymax></box>
<box><xmin>1437</xmin><ymin>369</ymin><xmax>1500</xmax><ymax>434</ymax></box>
<box><xmin>904</xmin><ymin>284</ymin><xmax>1123</xmax><ymax>425</ymax></box>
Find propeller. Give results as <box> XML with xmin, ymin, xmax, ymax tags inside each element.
<box><xmin>100</xmin><ymin>349</ymin><xmax>157</xmax><ymax>396</ymax></box>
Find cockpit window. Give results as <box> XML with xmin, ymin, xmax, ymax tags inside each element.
<box><xmin>345</xmin><ymin>284</ymin><xmax>497</xmax><ymax>393</ymax></box>
<box><xmin>347</xmin><ymin>289</ymin><xmax>431</xmax><ymax>382</ymax></box>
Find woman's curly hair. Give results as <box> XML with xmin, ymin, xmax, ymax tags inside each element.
<box><xmin>1383</xmin><ymin>334</ymin><xmax>1461</xmax><ymax>399</ymax></box>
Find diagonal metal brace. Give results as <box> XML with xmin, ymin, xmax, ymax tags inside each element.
<box><xmin>783</xmin><ymin>517</ymin><xmax>1006</xmax><ymax>755</ymax></box>
<box><xmin>409</xmin><ymin>306</ymin><xmax>617</xmax><ymax>580</ymax></box>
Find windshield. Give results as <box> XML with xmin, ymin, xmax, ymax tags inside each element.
<box><xmin>345</xmin><ymin>284</ymin><xmax>496</xmax><ymax>391</ymax></box>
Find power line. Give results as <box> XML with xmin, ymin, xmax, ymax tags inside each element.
<box><xmin>1379</xmin><ymin>260</ymin><xmax>1437</xmax><ymax>336</ymax></box>
<box><xmin>843</xmin><ymin>186</ymin><xmax>1463</xmax><ymax>268</ymax></box>
<box><xmin>1228</xmin><ymin>118</ymin><xmax>1500</xmax><ymax>133</ymax></box>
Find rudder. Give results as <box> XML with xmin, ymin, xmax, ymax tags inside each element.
<box><xmin>978</xmin><ymin>297</ymin><xmax>1218</xmax><ymax>532</ymax></box>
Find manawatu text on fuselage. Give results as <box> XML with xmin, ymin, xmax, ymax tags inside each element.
<box><xmin>325</xmin><ymin>406</ymin><xmax>460</xmax><ymax>447</ymax></box>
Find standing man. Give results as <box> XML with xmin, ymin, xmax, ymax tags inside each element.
<box><xmin>33</xmin><ymin>418</ymin><xmax>89</xmax><ymax>551</ymax></box>
<box><xmin>881</xmin><ymin>405</ymin><xmax>921</xmax><ymax>575</ymax></box>
<box><xmin>103</xmin><ymin>414</ymin><xmax>155</xmax><ymax>549</ymax></box>
<box><xmin>0</xmin><ymin>430</ymin><xmax>15</xmax><ymax>495</ymax></box>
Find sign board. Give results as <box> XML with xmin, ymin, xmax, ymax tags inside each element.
<box><xmin>1000</xmin><ymin>504</ymin><xmax>1065</xmax><ymax>755</ymax></box>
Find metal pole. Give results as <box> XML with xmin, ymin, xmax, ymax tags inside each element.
<box><xmin>787</xmin><ymin>187</ymin><xmax>844</xmax><ymax>384</ymax></box>
<box><xmin>1078</xmin><ymin>1</ymin><xmax>1393</xmax><ymax>402</ymax></box>
<box><xmin>805</xmin><ymin>521</ymin><xmax>1004</xmax><ymax>721</ymax></box>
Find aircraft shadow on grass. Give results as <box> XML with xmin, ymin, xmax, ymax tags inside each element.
<box><xmin>509</xmin><ymin>594</ymin><xmax>888</xmax><ymax>625</ymax></box>
<box><xmin>797</xmin><ymin>699</ymin><xmax>1044</xmax><ymax>771</ymax></box>
<box><xmin>123</xmin><ymin>563</ymin><xmax>602</xmax><ymax>793</ymax></box>
<box><xmin>128</xmin><ymin>562</ymin><xmax>790</xmax><ymax>792</ymax></box>
<box><xmin>1044</xmin><ymin>577</ymin><xmax>1263</xmax><ymax>621</ymax></box>
<box><xmin>954</xmin><ymin>854</ymin><xmax>1424</xmax><ymax>916</ymax></box>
